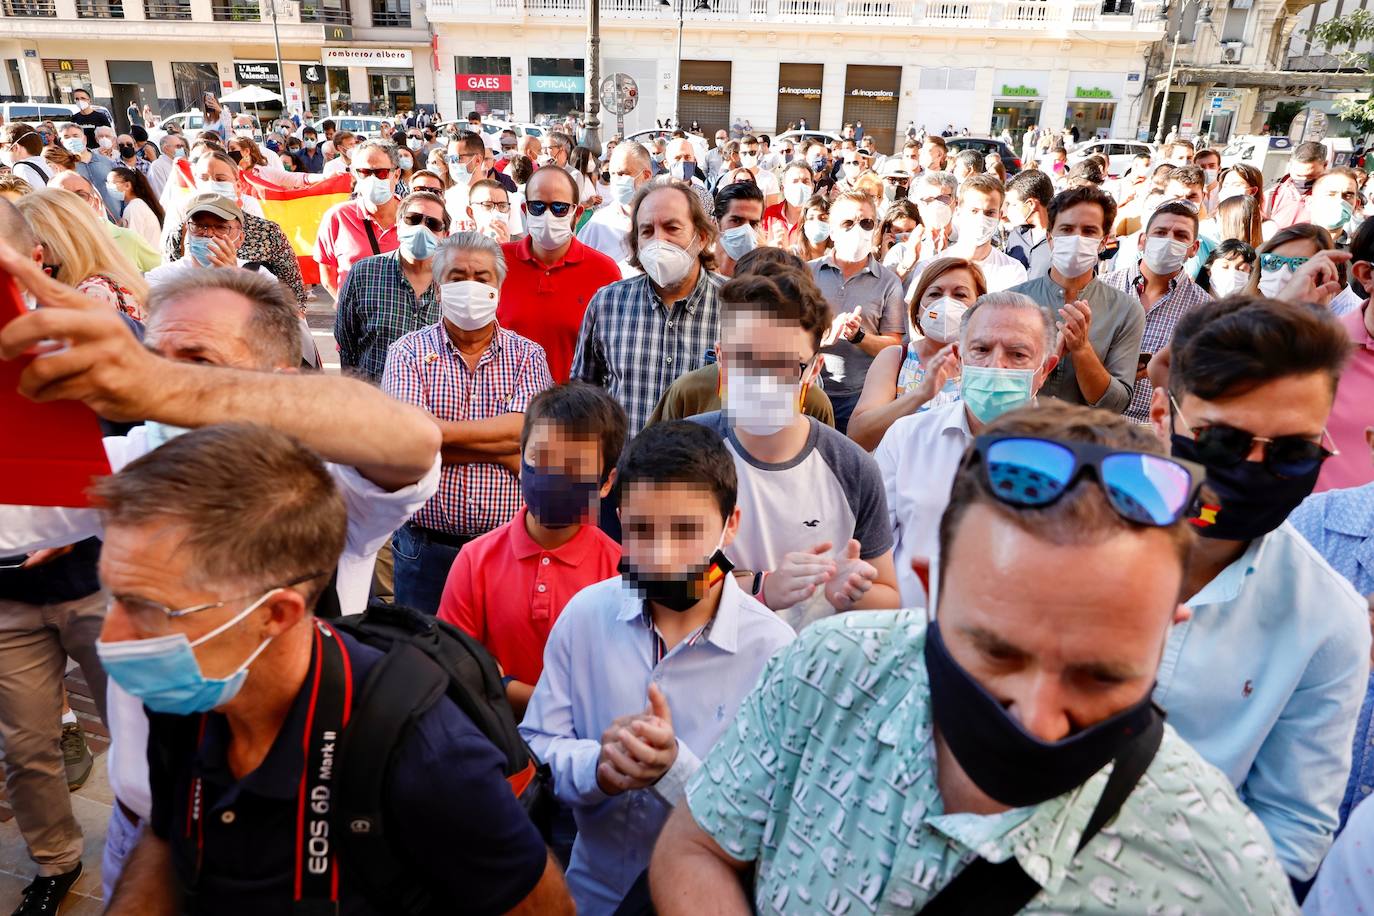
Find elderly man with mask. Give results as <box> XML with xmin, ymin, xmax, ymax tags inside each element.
<box><xmin>316</xmin><ymin>139</ymin><xmax>402</xmax><ymax>299</ymax></box>
<box><xmin>909</xmin><ymin>174</ymin><xmax>1026</xmax><ymax>294</ymax></box>
<box><xmin>911</xmin><ymin>170</ymin><xmax>957</xmax><ymax>262</ymax></box>
<box><xmin>656</xmin><ymin>137</ymin><xmax>713</xmax><ymax>213</ymax></box>
<box><xmin>383</xmin><ymin>233</ymin><xmax>554</xmax><ymax>614</ymax></box>
<box><xmin>650</xmin><ymin>401</ymin><xmax>1296</xmax><ymax>914</ymax></box>
<box><xmin>146</xmin><ymin>134</ymin><xmax>188</xmax><ymax>198</ymax></box>
<box><xmin>875</xmin><ymin>290</ymin><xmax>1058</xmax><ymax>605</ymax></box>
<box><xmin>58</xmin><ymin>122</ymin><xmax>120</xmax><ymax>216</ymax></box>
<box><xmin>577</xmin><ymin>141</ymin><xmax>653</xmax><ymax>264</ymax></box>
<box><xmin>0</xmin><ymin>248</ymin><xmax>444</xmax><ymax>908</ymax></box>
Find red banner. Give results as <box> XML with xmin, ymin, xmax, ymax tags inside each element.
<box><xmin>457</xmin><ymin>73</ymin><xmax>512</xmax><ymax>93</ymax></box>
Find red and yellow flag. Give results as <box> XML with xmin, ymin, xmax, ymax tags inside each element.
<box><xmin>239</xmin><ymin>170</ymin><xmax>352</xmax><ymax>286</ymax></box>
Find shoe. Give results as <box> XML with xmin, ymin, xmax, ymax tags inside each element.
<box><xmin>11</xmin><ymin>862</ymin><xmax>82</xmax><ymax>916</ymax></box>
<box><xmin>60</xmin><ymin>723</ymin><xmax>92</xmax><ymax>793</ymax></box>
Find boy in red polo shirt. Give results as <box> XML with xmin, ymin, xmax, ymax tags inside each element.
<box><xmin>438</xmin><ymin>381</ymin><xmax>627</xmax><ymax>716</ymax></box>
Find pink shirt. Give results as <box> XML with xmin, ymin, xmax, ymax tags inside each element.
<box><xmin>314</xmin><ymin>199</ymin><xmax>399</xmax><ymax>287</ymax></box>
<box><xmin>1315</xmin><ymin>304</ymin><xmax>1374</xmax><ymax>492</ymax></box>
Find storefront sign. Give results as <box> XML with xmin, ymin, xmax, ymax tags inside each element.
<box><xmin>681</xmin><ymin>82</ymin><xmax>726</xmax><ymax>96</ymax></box>
<box><xmin>779</xmin><ymin>86</ymin><xmax>822</xmax><ymax>99</ymax></box>
<box><xmin>849</xmin><ymin>88</ymin><xmax>895</xmax><ymax>100</ymax></box>
<box><xmin>301</xmin><ymin>64</ymin><xmax>325</xmax><ymax>85</ymax></box>
<box><xmin>234</xmin><ymin>61</ymin><xmax>281</xmax><ymax>86</ymax></box>
<box><xmin>999</xmin><ymin>84</ymin><xmax>1038</xmax><ymax>97</ymax></box>
<box><xmin>1074</xmin><ymin>86</ymin><xmax>1114</xmax><ymax>99</ymax></box>
<box><xmin>458</xmin><ymin>73</ymin><xmax>512</xmax><ymax>92</ymax></box>
<box><xmin>322</xmin><ymin>47</ymin><xmax>412</xmax><ymax>68</ymax></box>
<box><xmin>529</xmin><ymin>74</ymin><xmax>585</xmax><ymax>93</ymax></box>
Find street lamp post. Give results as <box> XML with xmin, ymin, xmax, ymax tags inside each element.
<box><xmin>662</xmin><ymin>0</ymin><xmax>711</xmax><ymax>128</ymax></box>
<box><xmin>583</xmin><ymin>0</ymin><xmax>602</xmax><ymax>150</ymax></box>
<box><xmin>1153</xmin><ymin>0</ymin><xmax>1213</xmax><ymax>145</ymax></box>
<box><xmin>269</xmin><ymin>0</ymin><xmax>287</xmax><ymax>112</ymax></box>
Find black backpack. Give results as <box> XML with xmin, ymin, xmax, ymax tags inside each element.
<box><xmin>330</xmin><ymin>602</ymin><xmax>557</xmax><ymax>916</ymax></box>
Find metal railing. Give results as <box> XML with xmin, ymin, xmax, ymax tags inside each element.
<box><xmin>299</xmin><ymin>0</ymin><xmax>351</xmax><ymax>20</ymax></box>
<box><xmin>75</xmin><ymin>0</ymin><xmax>123</xmax><ymax>15</ymax></box>
<box><xmin>370</xmin><ymin>3</ymin><xmax>411</xmax><ymax>23</ymax></box>
<box><xmin>145</xmin><ymin>0</ymin><xmax>192</xmax><ymax>17</ymax></box>
<box><xmin>1</xmin><ymin>0</ymin><xmax>56</xmax><ymax>12</ymax></box>
<box><xmin>212</xmin><ymin>0</ymin><xmax>260</xmax><ymax>18</ymax></box>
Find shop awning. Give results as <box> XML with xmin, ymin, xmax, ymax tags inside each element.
<box><xmin>1164</xmin><ymin>66</ymin><xmax>1370</xmax><ymax>92</ymax></box>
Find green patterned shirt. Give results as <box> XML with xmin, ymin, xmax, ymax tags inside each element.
<box><xmin>686</xmin><ymin>610</ymin><xmax>1298</xmax><ymax>915</ymax></box>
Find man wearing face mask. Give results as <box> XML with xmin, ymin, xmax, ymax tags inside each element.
<box><xmin>737</xmin><ymin>135</ymin><xmax>780</xmax><ymax>206</ymax></box>
<box><xmin>520</xmin><ymin>420</ymin><xmax>795</xmax><ymax>915</ymax></box>
<box><xmin>651</xmin><ymin>402</ymin><xmax>1295</xmax><ymax>914</ymax></box>
<box><xmin>1003</xmin><ymin>169</ymin><xmax>1054</xmax><ymax>279</ymax></box>
<box><xmin>68</xmin><ymin>87</ymin><xmax>113</xmax><ymax>149</ymax></box>
<box><xmin>499</xmin><ymin>167</ymin><xmax>620</xmax><ymax>382</ymax></box>
<box><xmin>578</xmin><ymin>142</ymin><xmax>653</xmax><ymax>264</ymax></box>
<box><xmin>712</xmin><ymin>181</ymin><xmax>766</xmax><ymax>279</ymax></box>
<box><xmin>572</xmin><ymin>182</ymin><xmax>723</xmax><ymax>433</ymax></box>
<box><xmin>911</xmin><ymin>170</ymin><xmax>956</xmax><ymax>261</ymax></box>
<box><xmin>910</xmin><ymin>174</ymin><xmax>1026</xmax><ymax>294</ymax></box>
<box><xmin>690</xmin><ymin>269</ymin><xmax>901</xmax><ymax>629</ymax></box>
<box><xmin>336</xmin><ymin>190</ymin><xmax>451</xmax><ymax>383</ymax></box>
<box><xmin>1310</xmin><ymin>168</ymin><xmax>1363</xmax><ymax>249</ymax></box>
<box><xmin>657</xmin><ymin>137</ymin><xmax>713</xmax><ymax>213</ymax></box>
<box><xmin>706</xmin><ymin>130</ymin><xmax>729</xmax><ymax>185</ymax></box>
<box><xmin>58</xmin><ymin>122</ymin><xmax>120</xmax><ymax>217</ymax></box>
<box><xmin>296</xmin><ymin>127</ymin><xmax>325</xmax><ymax>173</ymax></box>
<box><xmin>1</xmin><ymin>125</ymin><xmax>52</xmax><ymax>189</ymax></box>
<box><xmin>443</xmin><ymin>132</ymin><xmax>517</xmax><ymax>230</ymax></box>
<box><xmin>760</xmin><ymin>161</ymin><xmax>814</xmax><ymax>250</ymax></box>
<box><xmin>146</xmin><ymin>134</ymin><xmax>188</xmax><ymax>197</ymax></box>
<box><xmin>1100</xmin><ymin>200</ymin><xmax>1210</xmax><ymax>425</ymax></box>
<box><xmin>316</xmin><ymin>139</ymin><xmax>401</xmax><ymax>299</ymax></box>
<box><xmin>876</xmin><ymin>290</ymin><xmax>1058</xmax><ymax>604</ymax></box>
<box><xmin>384</xmin><ymin>233</ymin><xmax>554</xmax><ymax>613</ymax></box>
<box><xmin>1264</xmin><ymin>141</ymin><xmax>1328</xmax><ymax>229</ymax></box>
<box><xmin>1146</xmin><ymin>296</ymin><xmax>1370</xmax><ymax>883</ymax></box>
<box><xmin>808</xmin><ymin>190</ymin><xmax>906</xmax><ymax>433</ymax></box>
<box><xmin>1011</xmin><ymin>185</ymin><xmax>1144</xmax><ymax>413</ymax></box>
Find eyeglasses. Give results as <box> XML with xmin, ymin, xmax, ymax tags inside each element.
<box><xmin>1171</xmin><ymin>397</ymin><xmax>1337</xmax><ymax>479</ymax></box>
<box><xmin>919</xmin><ymin>194</ymin><xmax>954</xmax><ymax>206</ymax></box>
<box><xmin>837</xmin><ymin>218</ymin><xmax>877</xmax><ymax>232</ymax></box>
<box><xmin>526</xmin><ymin>200</ymin><xmax>574</xmax><ymax>218</ymax></box>
<box><xmin>1259</xmin><ymin>253</ymin><xmax>1309</xmax><ymax>273</ymax></box>
<box><xmin>472</xmin><ymin>200</ymin><xmax>511</xmax><ymax>214</ymax></box>
<box><xmin>354</xmin><ymin>167</ymin><xmax>392</xmax><ymax>179</ymax></box>
<box><xmin>401</xmin><ymin>212</ymin><xmax>446</xmax><ymax>233</ymax></box>
<box><xmin>188</xmin><ymin>221</ymin><xmax>235</xmax><ymax>238</ymax></box>
<box><xmin>110</xmin><ymin>570</ymin><xmax>327</xmax><ymax>637</ymax></box>
<box><xmin>968</xmin><ymin>435</ymin><xmax>1204</xmax><ymax>527</ymax></box>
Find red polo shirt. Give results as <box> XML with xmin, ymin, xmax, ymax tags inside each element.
<box><xmin>498</xmin><ymin>236</ymin><xmax>622</xmax><ymax>382</ymax></box>
<box><xmin>437</xmin><ymin>507</ymin><xmax>622</xmax><ymax>685</ymax></box>
<box><xmin>762</xmin><ymin>201</ymin><xmax>802</xmax><ymax>248</ymax></box>
<box><xmin>1315</xmin><ymin>304</ymin><xmax>1374</xmax><ymax>492</ymax></box>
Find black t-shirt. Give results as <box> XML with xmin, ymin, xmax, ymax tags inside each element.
<box><xmin>146</xmin><ymin>625</ymin><xmax>548</xmax><ymax>915</ymax></box>
<box><xmin>71</xmin><ymin>107</ymin><xmax>114</xmax><ymax>147</ymax></box>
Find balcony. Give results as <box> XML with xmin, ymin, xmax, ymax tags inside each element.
<box><xmin>212</xmin><ymin>0</ymin><xmax>260</xmax><ymax>18</ymax></box>
<box><xmin>299</xmin><ymin>0</ymin><xmax>350</xmax><ymax>20</ymax></box>
<box><xmin>370</xmin><ymin>1</ymin><xmax>411</xmax><ymax>23</ymax></box>
<box><xmin>145</xmin><ymin>0</ymin><xmax>191</xmax><ymax>16</ymax></box>
<box><xmin>1</xmin><ymin>0</ymin><xmax>56</xmax><ymax>14</ymax></box>
<box><xmin>75</xmin><ymin>0</ymin><xmax>123</xmax><ymax>15</ymax></box>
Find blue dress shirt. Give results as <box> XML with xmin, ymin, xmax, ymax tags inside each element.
<box><xmin>1153</xmin><ymin>522</ymin><xmax>1371</xmax><ymax>880</ymax></box>
<box><xmin>519</xmin><ymin>574</ymin><xmax>794</xmax><ymax>915</ymax></box>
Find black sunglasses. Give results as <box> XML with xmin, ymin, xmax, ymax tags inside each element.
<box><xmin>968</xmin><ymin>435</ymin><xmax>1204</xmax><ymax>527</ymax></box>
<box><xmin>526</xmin><ymin>200</ymin><xmax>573</xmax><ymax>218</ymax></box>
<box><xmin>401</xmin><ymin>212</ymin><xmax>445</xmax><ymax>233</ymax></box>
<box><xmin>1171</xmin><ymin>397</ymin><xmax>1337</xmax><ymax>479</ymax></box>
<box><xmin>840</xmin><ymin>218</ymin><xmax>878</xmax><ymax>232</ymax></box>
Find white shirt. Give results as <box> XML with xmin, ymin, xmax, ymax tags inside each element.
<box><xmin>752</xmin><ymin>166</ymin><xmax>780</xmax><ymax>199</ymax></box>
<box><xmin>323</xmin><ymin>155</ymin><xmax>349</xmax><ymax>178</ymax></box>
<box><xmin>146</xmin><ymin>155</ymin><xmax>176</xmax><ymax>197</ymax></box>
<box><xmin>120</xmin><ymin>197</ymin><xmax>162</xmax><ymax>249</ymax></box>
<box><xmin>576</xmin><ymin>205</ymin><xmax>632</xmax><ymax>263</ymax></box>
<box><xmin>873</xmin><ymin>400</ymin><xmax>973</xmax><ymax>606</ymax></box>
<box><xmin>0</xmin><ymin>427</ymin><xmax>441</xmax><ymax>818</ymax></box>
<box><xmin>908</xmin><ymin>246</ymin><xmax>1027</xmax><ymax>300</ymax></box>
<box><xmin>11</xmin><ymin>157</ymin><xmax>50</xmax><ymax>189</ymax></box>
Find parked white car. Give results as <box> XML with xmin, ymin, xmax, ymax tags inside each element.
<box><xmin>1067</xmin><ymin>138</ymin><xmax>1155</xmax><ymax>177</ymax></box>
<box><xmin>0</xmin><ymin>101</ymin><xmax>78</xmax><ymax>127</ymax></box>
<box><xmin>774</xmin><ymin>129</ymin><xmax>844</xmax><ymax>151</ymax></box>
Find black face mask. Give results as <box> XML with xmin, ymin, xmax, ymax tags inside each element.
<box><xmin>619</xmin><ymin>548</ymin><xmax>734</xmax><ymax>613</ymax></box>
<box><xmin>1169</xmin><ymin>433</ymin><xmax>1320</xmax><ymax>541</ymax></box>
<box><xmin>118</xmin><ymin>143</ymin><xmax>136</xmax><ymax>159</ymax></box>
<box><xmin>924</xmin><ymin>621</ymin><xmax>1162</xmax><ymax>808</ymax></box>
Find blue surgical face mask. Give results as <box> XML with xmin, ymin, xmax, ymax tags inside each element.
<box><xmin>95</xmin><ymin>590</ymin><xmax>278</xmax><ymax>715</ymax></box>
<box><xmin>198</xmin><ymin>179</ymin><xmax>237</xmax><ymax>199</ymax></box>
<box><xmin>398</xmin><ymin>220</ymin><xmax>439</xmax><ymax>261</ymax></box>
<box><xmin>186</xmin><ymin>235</ymin><xmax>215</xmax><ymax>267</ymax></box>
<box><xmin>610</xmin><ymin>174</ymin><xmax>637</xmax><ymax>207</ymax></box>
<box><xmin>397</xmin><ymin>153</ymin><xmax>413</xmax><ymax>171</ymax></box>
<box><xmin>304</xmin><ymin>139</ymin><xmax>317</xmax><ymax>150</ymax></box>
<box><xmin>144</xmin><ymin>421</ymin><xmax>191</xmax><ymax>450</ymax></box>
<box><xmin>960</xmin><ymin>365</ymin><xmax>1037</xmax><ymax>423</ymax></box>
<box><xmin>803</xmin><ymin>219</ymin><xmax>831</xmax><ymax>245</ymax></box>
<box><xmin>450</xmin><ymin>163</ymin><xmax>471</xmax><ymax>186</ymax></box>
<box><xmin>719</xmin><ymin>224</ymin><xmax>757</xmax><ymax>260</ymax></box>
<box><xmin>61</xmin><ymin>136</ymin><xmax>86</xmax><ymax>155</ymax></box>
<box><xmin>521</xmin><ymin>461</ymin><xmax>601</xmax><ymax>529</ymax></box>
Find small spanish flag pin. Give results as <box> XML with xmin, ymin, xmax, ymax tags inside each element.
<box><xmin>1190</xmin><ymin>503</ymin><xmax>1220</xmax><ymax>528</ymax></box>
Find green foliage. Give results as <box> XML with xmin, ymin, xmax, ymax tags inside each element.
<box><xmin>1308</xmin><ymin>10</ymin><xmax>1374</xmax><ymax>132</ymax></box>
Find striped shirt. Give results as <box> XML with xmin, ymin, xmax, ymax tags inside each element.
<box><xmin>1100</xmin><ymin>266</ymin><xmax>1212</xmax><ymax>424</ymax></box>
<box><xmin>382</xmin><ymin>322</ymin><xmax>553</xmax><ymax>535</ymax></box>
<box><xmin>571</xmin><ymin>269</ymin><xmax>722</xmax><ymax>433</ymax></box>
<box><xmin>334</xmin><ymin>251</ymin><xmax>442</xmax><ymax>383</ymax></box>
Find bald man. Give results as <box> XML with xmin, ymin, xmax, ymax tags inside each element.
<box><xmin>49</xmin><ymin>171</ymin><xmax>162</xmax><ymax>272</ymax></box>
<box><xmin>656</xmin><ymin>138</ymin><xmax>714</xmax><ymax>213</ymax></box>
<box><xmin>577</xmin><ymin>141</ymin><xmax>653</xmax><ymax>264</ymax></box>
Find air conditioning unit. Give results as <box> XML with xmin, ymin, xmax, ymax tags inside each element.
<box><xmin>386</xmin><ymin>75</ymin><xmax>410</xmax><ymax>92</ymax></box>
<box><xmin>1220</xmin><ymin>41</ymin><xmax>1243</xmax><ymax>62</ymax></box>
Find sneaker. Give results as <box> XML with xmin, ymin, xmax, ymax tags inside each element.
<box><xmin>60</xmin><ymin>723</ymin><xmax>92</xmax><ymax>793</ymax></box>
<box><xmin>11</xmin><ymin>862</ymin><xmax>82</xmax><ymax>916</ymax></box>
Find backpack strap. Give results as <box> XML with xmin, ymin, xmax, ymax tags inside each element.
<box><xmin>918</xmin><ymin>712</ymin><xmax>1164</xmax><ymax>916</ymax></box>
<box><xmin>334</xmin><ymin>642</ymin><xmax>449</xmax><ymax>916</ymax></box>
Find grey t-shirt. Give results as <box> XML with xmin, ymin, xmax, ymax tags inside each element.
<box><xmin>808</xmin><ymin>254</ymin><xmax>907</xmax><ymax>398</ymax></box>
<box><xmin>690</xmin><ymin>412</ymin><xmax>894</xmax><ymax>631</ymax></box>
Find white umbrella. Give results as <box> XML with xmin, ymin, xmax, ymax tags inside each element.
<box><xmin>219</xmin><ymin>84</ymin><xmax>284</xmax><ymax>130</ymax></box>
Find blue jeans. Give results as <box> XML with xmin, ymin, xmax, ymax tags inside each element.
<box><xmin>828</xmin><ymin>391</ymin><xmax>861</xmax><ymax>435</ymax></box>
<box><xmin>102</xmin><ymin>800</ymin><xmax>142</xmax><ymax>903</ymax></box>
<box><xmin>391</xmin><ymin>524</ymin><xmax>468</xmax><ymax>615</ymax></box>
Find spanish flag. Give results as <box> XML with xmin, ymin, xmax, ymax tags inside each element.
<box><xmin>239</xmin><ymin>170</ymin><xmax>352</xmax><ymax>286</ymax></box>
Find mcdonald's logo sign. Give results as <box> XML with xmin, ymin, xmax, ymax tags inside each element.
<box><xmin>59</xmin><ymin>60</ymin><xmax>73</xmax><ymax>71</ymax></box>
<box><xmin>324</xmin><ymin>24</ymin><xmax>353</xmax><ymax>40</ymax></box>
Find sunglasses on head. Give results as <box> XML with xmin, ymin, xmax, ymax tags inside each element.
<box><xmin>968</xmin><ymin>435</ymin><xmax>1204</xmax><ymax>527</ymax></box>
<box><xmin>355</xmin><ymin>167</ymin><xmax>392</xmax><ymax>179</ymax></box>
<box><xmin>526</xmin><ymin>200</ymin><xmax>573</xmax><ymax>218</ymax></box>
<box><xmin>1259</xmin><ymin>253</ymin><xmax>1309</xmax><ymax>273</ymax></box>
<box><xmin>402</xmin><ymin>212</ymin><xmax>445</xmax><ymax>233</ymax></box>
<box><xmin>1170</xmin><ymin>397</ymin><xmax>1337</xmax><ymax>479</ymax></box>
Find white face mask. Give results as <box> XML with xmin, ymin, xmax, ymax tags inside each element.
<box><xmin>97</xmin><ymin>137</ymin><xmax>113</xmax><ymax>150</ymax></box>
<box><xmin>783</xmin><ymin>182</ymin><xmax>813</xmax><ymax>208</ymax></box>
<box><xmin>725</xmin><ymin>369</ymin><xmax>800</xmax><ymax>437</ymax></box>
<box><xmin>1203</xmin><ymin>168</ymin><xmax>1219</xmax><ymax>186</ymax></box>
<box><xmin>639</xmin><ymin>238</ymin><xmax>697</xmax><ymax>288</ymax></box>
<box><xmin>917</xmin><ymin>199</ymin><xmax>953</xmax><ymax>230</ymax></box>
<box><xmin>833</xmin><ymin>225</ymin><xmax>874</xmax><ymax>263</ymax></box>
<box><xmin>1208</xmin><ymin>265</ymin><xmax>1249</xmax><ymax>297</ymax></box>
<box><xmin>1257</xmin><ymin>266</ymin><xmax>1293</xmax><ymax>299</ymax></box>
<box><xmin>1141</xmin><ymin>236</ymin><xmax>1190</xmax><ymax>276</ymax></box>
<box><xmin>440</xmin><ymin>280</ymin><xmax>499</xmax><ymax>330</ymax></box>
<box><xmin>841</xmin><ymin>162</ymin><xmax>860</xmax><ymax>181</ymax></box>
<box><xmin>198</xmin><ymin>178</ymin><xmax>237</xmax><ymax>199</ymax></box>
<box><xmin>740</xmin><ymin>153</ymin><xmax>759</xmax><ymax>168</ymax></box>
<box><xmin>719</xmin><ymin>224</ymin><xmax>758</xmax><ymax>261</ymax></box>
<box><xmin>919</xmin><ymin>296</ymin><xmax>968</xmax><ymax>344</ymax></box>
<box><xmin>1050</xmin><ymin>234</ymin><xmax>1101</xmax><ymax>278</ymax></box>
<box><xmin>526</xmin><ymin>210</ymin><xmax>574</xmax><ymax>249</ymax></box>
<box><xmin>955</xmin><ymin>211</ymin><xmax>998</xmax><ymax>247</ymax></box>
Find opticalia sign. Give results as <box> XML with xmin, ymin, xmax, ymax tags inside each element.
<box><xmin>322</xmin><ymin>48</ymin><xmax>413</xmax><ymax>68</ymax></box>
<box><xmin>458</xmin><ymin>73</ymin><xmax>512</xmax><ymax>92</ymax></box>
<box><xmin>530</xmin><ymin>75</ymin><xmax>586</xmax><ymax>93</ymax></box>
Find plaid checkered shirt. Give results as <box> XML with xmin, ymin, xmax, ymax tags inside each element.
<box><xmin>382</xmin><ymin>321</ymin><xmax>553</xmax><ymax>535</ymax></box>
<box><xmin>334</xmin><ymin>252</ymin><xmax>442</xmax><ymax>383</ymax></box>
<box><xmin>1100</xmin><ymin>265</ymin><xmax>1213</xmax><ymax>424</ymax></box>
<box><xmin>570</xmin><ymin>269</ymin><xmax>722</xmax><ymax>433</ymax></box>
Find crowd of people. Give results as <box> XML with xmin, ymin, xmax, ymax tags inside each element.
<box><xmin>0</xmin><ymin>104</ymin><xmax>1373</xmax><ymax>916</ymax></box>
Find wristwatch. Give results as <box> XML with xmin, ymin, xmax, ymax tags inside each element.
<box><xmin>848</xmin><ymin>326</ymin><xmax>866</xmax><ymax>344</ymax></box>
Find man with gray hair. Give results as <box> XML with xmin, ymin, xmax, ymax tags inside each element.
<box><xmin>911</xmin><ymin>169</ymin><xmax>958</xmax><ymax>260</ymax></box>
<box><xmin>57</xmin><ymin>122</ymin><xmax>119</xmax><ymax>216</ymax></box>
<box><xmin>146</xmin><ymin>133</ymin><xmax>189</xmax><ymax>198</ymax></box>
<box><xmin>315</xmin><ymin>138</ymin><xmax>402</xmax><ymax>298</ymax></box>
<box><xmin>0</xmin><ymin>241</ymin><xmax>443</xmax><ymax>904</ymax></box>
<box><xmin>577</xmin><ymin>141</ymin><xmax>653</xmax><ymax>264</ymax></box>
<box><xmin>874</xmin><ymin>290</ymin><xmax>1060</xmax><ymax>604</ymax></box>
<box><xmin>382</xmin><ymin>232</ymin><xmax>554</xmax><ymax>614</ymax></box>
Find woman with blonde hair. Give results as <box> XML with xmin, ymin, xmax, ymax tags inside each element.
<box><xmin>41</xmin><ymin>146</ymin><xmax>78</xmax><ymax>175</ymax></box>
<box><xmin>16</xmin><ymin>188</ymin><xmax>147</xmax><ymax>320</ymax></box>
